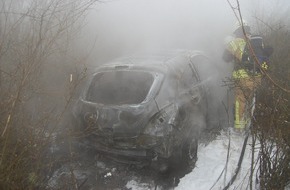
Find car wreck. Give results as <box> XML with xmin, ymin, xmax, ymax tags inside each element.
<box><xmin>71</xmin><ymin>50</ymin><xmax>224</xmax><ymax>171</ymax></box>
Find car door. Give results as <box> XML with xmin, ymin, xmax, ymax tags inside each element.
<box><xmin>178</xmin><ymin>59</ymin><xmax>204</xmax><ymax>109</ymax></box>
<box><xmin>189</xmin><ymin>54</ymin><xmax>224</xmax><ymax>129</ymax></box>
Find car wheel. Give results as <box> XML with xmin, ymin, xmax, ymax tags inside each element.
<box><xmin>182</xmin><ymin>137</ymin><xmax>198</xmax><ymax>169</ymax></box>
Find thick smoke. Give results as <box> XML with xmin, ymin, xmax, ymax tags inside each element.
<box><xmin>77</xmin><ymin>0</ymin><xmax>290</xmax><ymax>64</ymax></box>
<box><xmin>79</xmin><ymin>0</ymin><xmax>236</xmax><ymax>65</ymax></box>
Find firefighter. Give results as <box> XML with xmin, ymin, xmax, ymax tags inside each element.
<box><xmin>223</xmin><ymin>19</ymin><xmax>272</xmax><ymax>130</ymax></box>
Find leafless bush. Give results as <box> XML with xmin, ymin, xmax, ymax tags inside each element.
<box><xmin>0</xmin><ymin>0</ymin><xmax>96</xmax><ymax>189</ymax></box>
<box><xmin>226</xmin><ymin>1</ymin><xmax>290</xmax><ymax>189</ymax></box>
<box><xmin>253</xmin><ymin>24</ymin><xmax>290</xmax><ymax>189</ymax></box>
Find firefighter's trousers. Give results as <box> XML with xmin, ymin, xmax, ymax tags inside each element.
<box><xmin>233</xmin><ymin>69</ymin><xmax>261</xmax><ymax>129</ymax></box>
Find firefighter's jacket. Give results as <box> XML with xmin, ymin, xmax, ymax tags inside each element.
<box><xmin>223</xmin><ymin>35</ymin><xmax>270</xmax><ymax>79</ymax></box>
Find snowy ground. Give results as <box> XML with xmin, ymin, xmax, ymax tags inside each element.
<box><xmin>48</xmin><ymin>130</ymin><xmax>261</xmax><ymax>190</ymax></box>
<box><xmin>126</xmin><ymin>131</ymin><xmax>260</xmax><ymax>190</ymax></box>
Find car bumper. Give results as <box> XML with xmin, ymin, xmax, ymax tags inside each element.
<box><xmin>83</xmin><ymin>134</ymin><xmax>174</xmax><ymax>160</ymax></box>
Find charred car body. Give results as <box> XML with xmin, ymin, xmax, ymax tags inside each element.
<box><xmin>71</xmin><ymin>50</ymin><xmax>224</xmax><ymax>171</ymax></box>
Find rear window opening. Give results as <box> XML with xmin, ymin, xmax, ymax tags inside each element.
<box><xmin>86</xmin><ymin>70</ymin><xmax>154</xmax><ymax>105</ymax></box>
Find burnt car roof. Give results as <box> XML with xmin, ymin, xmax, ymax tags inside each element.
<box><xmin>94</xmin><ymin>50</ymin><xmax>208</xmax><ymax>74</ymax></box>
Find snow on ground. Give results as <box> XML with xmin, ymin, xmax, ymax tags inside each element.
<box><xmin>126</xmin><ymin>131</ymin><xmax>259</xmax><ymax>190</ymax></box>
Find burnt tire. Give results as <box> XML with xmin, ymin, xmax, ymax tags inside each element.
<box><xmin>182</xmin><ymin>137</ymin><xmax>198</xmax><ymax>170</ymax></box>
<box><xmin>169</xmin><ymin>137</ymin><xmax>198</xmax><ymax>172</ymax></box>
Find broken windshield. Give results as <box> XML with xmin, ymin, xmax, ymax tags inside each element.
<box><xmin>86</xmin><ymin>70</ymin><xmax>155</xmax><ymax>105</ymax></box>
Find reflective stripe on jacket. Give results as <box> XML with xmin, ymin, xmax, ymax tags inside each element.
<box><xmin>233</xmin><ymin>69</ymin><xmax>249</xmax><ymax>79</ymax></box>
<box><xmin>233</xmin><ymin>69</ymin><xmax>262</xmax><ymax>79</ymax></box>
<box><xmin>226</xmin><ymin>38</ymin><xmax>246</xmax><ymax>62</ymax></box>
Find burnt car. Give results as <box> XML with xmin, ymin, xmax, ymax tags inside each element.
<box><xmin>71</xmin><ymin>50</ymin><xmax>225</xmax><ymax>171</ymax></box>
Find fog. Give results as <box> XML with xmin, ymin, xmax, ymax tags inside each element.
<box><xmin>78</xmin><ymin>0</ymin><xmax>235</xmax><ymax>65</ymax></box>
<box><xmin>71</xmin><ymin>0</ymin><xmax>289</xmax><ymax>66</ymax></box>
